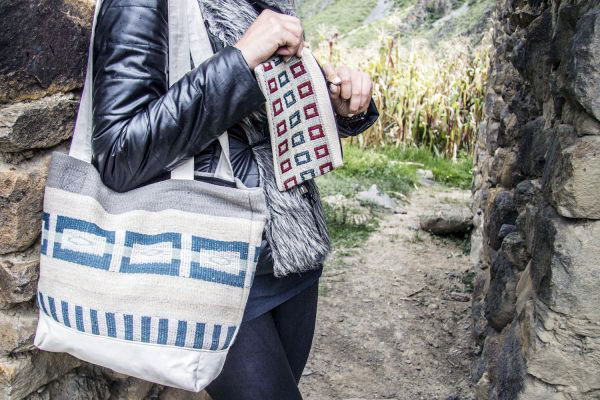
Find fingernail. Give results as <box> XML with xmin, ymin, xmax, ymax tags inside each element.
<box><xmin>329</xmin><ymin>83</ymin><xmax>337</xmax><ymax>92</ymax></box>
<box><xmin>332</xmin><ymin>76</ymin><xmax>342</xmax><ymax>84</ymax></box>
<box><xmin>283</xmin><ymin>56</ymin><xmax>291</xmax><ymax>62</ymax></box>
<box><xmin>348</xmin><ymin>113</ymin><xmax>354</xmax><ymax>117</ymax></box>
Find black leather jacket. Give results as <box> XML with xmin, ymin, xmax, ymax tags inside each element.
<box><xmin>90</xmin><ymin>0</ymin><xmax>379</xmax><ymax>273</ymax></box>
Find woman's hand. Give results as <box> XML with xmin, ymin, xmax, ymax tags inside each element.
<box><xmin>323</xmin><ymin>65</ymin><xmax>373</xmax><ymax>117</ymax></box>
<box><xmin>234</xmin><ymin>9</ymin><xmax>304</xmax><ymax>70</ymax></box>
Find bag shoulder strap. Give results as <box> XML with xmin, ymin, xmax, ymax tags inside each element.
<box><xmin>68</xmin><ymin>0</ymin><xmax>104</xmax><ymax>163</ymax></box>
<box><xmin>169</xmin><ymin>0</ymin><xmax>234</xmax><ymax>182</ymax></box>
<box><xmin>68</xmin><ymin>0</ymin><xmax>235</xmax><ymax>183</ymax></box>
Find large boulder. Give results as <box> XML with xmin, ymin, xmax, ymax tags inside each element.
<box><xmin>565</xmin><ymin>9</ymin><xmax>600</xmax><ymax>123</ymax></box>
<box><xmin>26</xmin><ymin>367</ymin><xmax>112</xmax><ymax>400</ymax></box>
<box><xmin>0</xmin><ymin>351</ymin><xmax>80</xmax><ymax>399</ymax></box>
<box><xmin>0</xmin><ymin>0</ymin><xmax>93</xmax><ymax>103</ymax></box>
<box><xmin>0</xmin><ymin>303</ymin><xmax>38</xmax><ymax>354</ymax></box>
<box><xmin>0</xmin><ymin>152</ymin><xmax>51</xmax><ymax>255</ymax></box>
<box><xmin>544</xmin><ymin>130</ymin><xmax>600</xmax><ymax>219</ymax></box>
<box><xmin>419</xmin><ymin>204</ymin><xmax>473</xmax><ymax>235</ymax></box>
<box><xmin>0</xmin><ymin>94</ymin><xmax>78</xmax><ymax>152</ymax></box>
<box><xmin>158</xmin><ymin>388</ymin><xmax>213</xmax><ymax>400</ymax></box>
<box><xmin>484</xmin><ymin>189</ymin><xmax>518</xmax><ymax>250</ymax></box>
<box><xmin>0</xmin><ymin>243</ymin><xmax>40</xmax><ymax>305</ymax></box>
<box><xmin>485</xmin><ymin>252</ymin><xmax>518</xmax><ymax>331</ymax></box>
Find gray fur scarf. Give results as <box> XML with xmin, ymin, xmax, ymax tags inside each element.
<box><xmin>196</xmin><ymin>0</ymin><xmax>331</xmax><ymax>277</ymax></box>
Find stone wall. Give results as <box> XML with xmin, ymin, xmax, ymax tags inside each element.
<box><xmin>0</xmin><ymin>1</ymin><xmax>211</xmax><ymax>398</ymax></box>
<box><xmin>470</xmin><ymin>0</ymin><xmax>600</xmax><ymax>399</ymax></box>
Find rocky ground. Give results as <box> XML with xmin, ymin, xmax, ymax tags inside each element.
<box><xmin>299</xmin><ymin>185</ymin><xmax>476</xmax><ymax>400</ymax></box>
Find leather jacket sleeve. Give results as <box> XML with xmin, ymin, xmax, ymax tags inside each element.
<box><xmin>91</xmin><ymin>0</ymin><xmax>266</xmax><ymax>192</ymax></box>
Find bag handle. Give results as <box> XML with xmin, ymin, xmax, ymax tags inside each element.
<box><xmin>68</xmin><ymin>0</ymin><xmax>104</xmax><ymax>163</ymax></box>
<box><xmin>68</xmin><ymin>0</ymin><xmax>235</xmax><ymax>183</ymax></box>
<box><xmin>184</xmin><ymin>0</ymin><xmax>235</xmax><ymax>182</ymax></box>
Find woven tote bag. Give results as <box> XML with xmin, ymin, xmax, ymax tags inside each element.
<box><xmin>33</xmin><ymin>0</ymin><xmax>267</xmax><ymax>392</ymax></box>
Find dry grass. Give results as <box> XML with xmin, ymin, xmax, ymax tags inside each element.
<box><xmin>313</xmin><ymin>34</ymin><xmax>489</xmax><ymax>159</ymax></box>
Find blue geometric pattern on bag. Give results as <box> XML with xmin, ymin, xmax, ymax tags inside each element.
<box><xmin>120</xmin><ymin>231</ymin><xmax>182</xmax><ymax>276</ymax></box>
<box><xmin>42</xmin><ymin>213</ymin><xmax>261</xmax><ymax>288</ymax></box>
<box><xmin>190</xmin><ymin>237</ymin><xmax>249</xmax><ymax>287</ymax></box>
<box><xmin>41</xmin><ymin>212</ymin><xmax>50</xmax><ymax>256</ymax></box>
<box><xmin>53</xmin><ymin>215</ymin><xmax>115</xmax><ymax>270</ymax></box>
<box><xmin>37</xmin><ymin>290</ymin><xmax>237</xmax><ymax>350</ymax></box>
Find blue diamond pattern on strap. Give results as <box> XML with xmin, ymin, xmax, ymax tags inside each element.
<box><xmin>291</xmin><ymin>131</ymin><xmax>305</xmax><ymax>147</ymax></box>
<box><xmin>284</xmin><ymin>90</ymin><xmax>296</xmax><ymax>107</ymax></box>
<box><xmin>294</xmin><ymin>151</ymin><xmax>311</xmax><ymax>166</ymax></box>
<box><xmin>289</xmin><ymin>110</ymin><xmax>301</xmax><ymax>128</ymax></box>
<box><xmin>278</xmin><ymin>71</ymin><xmax>290</xmax><ymax>87</ymax></box>
<box><xmin>300</xmin><ymin>169</ymin><xmax>316</xmax><ymax>181</ymax></box>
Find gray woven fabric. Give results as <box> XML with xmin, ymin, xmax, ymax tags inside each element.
<box><xmin>46</xmin><ymin>152</ymin><xmax>266</xmax><ymax>218</ymax></box>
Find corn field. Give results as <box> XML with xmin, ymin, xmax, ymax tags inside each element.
<box><xmin>315</xmin><ymin>35</ymin><xmax>489</xmax><ymax>159</ymax></box>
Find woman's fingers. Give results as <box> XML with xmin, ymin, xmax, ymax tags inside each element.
<box><xmin>326</xmin><ymin>64</ymin><xmax>373</xmax><ymax>117</ymax></box>
<box><xmin>323</xmin><ymin>64</ymin><xmax>341</xmax><ymax>98</ymax></box>
<box><xmin>337</xmin><ymin>66</ymin><xmax>353</xmax><ymax>102</ymax></box>
<box><xmin>275</xmin><ymin>28</ymin><xmax>302</xmax><ymax>56</ymax></box>
<box><xmin>359</xmin><ymin>72</ymin><xmax>372</xmax><ymax>112</ymax></box>
<box><xmin>234</xmin><ymin>9</ymin><xmax>305</xmax><ymax>69</ymax></box>
<box><xmin>349</xmin><ymin>70</ymin><xmax>363</xmax><ymax>113</ymax></box>
<box><xmin>297</xmin><ymin>40</ymin><xmax>304</xmax><ymax>58</ymax></box>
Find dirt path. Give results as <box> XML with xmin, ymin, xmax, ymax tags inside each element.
<box><xmin>299</xmin><ymin>185</ymin><xmax>476</xmax><ymax>400</ymax></box>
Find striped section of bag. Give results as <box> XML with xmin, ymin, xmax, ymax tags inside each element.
<box><xmin>37</xmin><ymin>290</ymin><xmax>238</xmax><ymax>350</ymax></box>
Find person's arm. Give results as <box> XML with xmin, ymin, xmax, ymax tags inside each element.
<box><xmin>91</xmin><ymin>0</ymin><xmax>265</xmax><ymax>192</ymax></box>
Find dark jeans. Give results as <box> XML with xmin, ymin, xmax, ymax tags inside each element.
<box><xmin>205</xmin><ymin>280</ymin><xmax>319</xmax><ymax>400</ymax></box>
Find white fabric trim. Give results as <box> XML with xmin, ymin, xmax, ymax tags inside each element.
<box><xmin>34</xmin><ymin>312</ymin><xmax>227</xmax><ymax>392</ymax></box>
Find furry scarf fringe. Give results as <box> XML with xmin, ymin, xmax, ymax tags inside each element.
<box><xmin>197</xmin><ymin>0</ymin><xmax>331</xmax><ymax>277</ymax></box>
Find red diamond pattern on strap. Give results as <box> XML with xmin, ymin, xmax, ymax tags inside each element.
<box><xmin>263</xmin><ymin>62</ymin><xmax>273</xmax><ymax>72</ymax></box>
<box><xmin>319</xmin><ymin>162</ymin><xmax>333</xmax><ymax>174</ymax></box>
<box><xmin>290</xmin><ymin>61</ymin><xmax>306</xmax><ymax>78</ymax></box>
<box><xmin>314</xmin><ymin>144</ymin><xmax>330</xmax><ymax>159</ymax></box>
<box><xmin>273</xmin><ymin>98</ymin><xmax>283</xmax><ymax>116</ymax></box>
<box><xmin>278</xmin><ymin>139</ymin><xmax>289</xmax><ymax>156</ymax></box>
<box><xmin>268</xmin><ymin>78</ymin><xmax>278</xmax><ymax>94</ymax></box>
<box><xmin>297</xmin><ymin>81</ymin><xmax>314</xmax><ymax>99</ymax></box>
<box><xmin>280</xmin><ymin>159</ymin><xmax>292</xmax><ymax>173</ymax></box>
<box><xmin>308</xmin><ymin>124</ymin><xmax>324</xmax><ymax>140</ymax></box>
<box><xmin>283</xmin><ymin>176</ymin><xmax>298</xmax><ymax>190</ymax></box>
<box><xmin>276</xmin><ymin>120</ymin><xmax>287</xmax><ymax>137</ymax></box>
<box><xmin>304</xmin><ymin>103</ymin><xmax>319</xmax><ymax>120</ymax></box>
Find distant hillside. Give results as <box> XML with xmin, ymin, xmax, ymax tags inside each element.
<box><xmin>297</xmin><ymin>0</ymin><xmax>494</xmax><ymax>48</ymax></box>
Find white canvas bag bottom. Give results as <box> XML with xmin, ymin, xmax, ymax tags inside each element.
<box><xmin>35</xmin><ymin>312</ymin><xmax>227</xmax><ymax>392</ymax></box>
